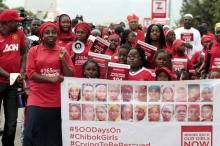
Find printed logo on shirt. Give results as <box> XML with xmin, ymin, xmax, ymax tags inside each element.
<box><xmin>40</xmin><ymin>68</ymin><xmax>60</xmax><ymax>77</ymax></box>
<box><xmin>181</xmin><ymin>33</ymin><xmax>194</xmax><ymax>43</ymax></box>
<box><xmin>2</xmin><ymin>44</ymin><xmax>19</xmax><ymax>53</ymax></box>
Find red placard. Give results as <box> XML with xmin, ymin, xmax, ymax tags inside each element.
<box><xmin>181</xmin><ymin>33</ymin><xmax>194</xmax><ymax>43</ymax></box>
<box><xmin>88</xmin><ymin>52</ymin><xmax>111</xmax><ymax>79</ymax></box>
<box><xmin>136</xmin><ymin>40</ymin><xmax>157</xmax><ymax>62</ymax></box>
<box><xmin>107</xmin><ymin>62</ymin><xmax>130</xmax><ymax>80</ymax></box>
<box><xmin>152</xmin><ymin>0</ymin><xmax>167</xmax><ymax>19</ymax></box>
<box><xmin>90</xmin><ymin>37</ymin><xmax>110</xmax><ymax>54</ymax></box>
<box><xmin>172</xmin><ymin>58</ymin><xmax>188</xmax><ymax>72</ymax></box>
<box><xmin>181</xmin><ymin>126</ymin><xmax>212</xmax><ymax>146</ymax></box>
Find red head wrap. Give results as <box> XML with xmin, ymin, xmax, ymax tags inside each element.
<box><xmin>201</xmin><ymin>35</ymin><xmax>212</xmax><ymax>44</ymax></box>
<box><xmin>127</xmin><ymin>14</ymin><xmax>139</xmax><ymax>22</ymax></box>
<box><xmin>74</xmin><ymin>22</ymin><xmax>91</xmax><ymax>36</ymax></box>
<box><xmin>39</xmin><ymin>22</ymin><xmax>58</xmax><ymax>39</ymax></box>
<box><xmin>172</xmin><ymin>39</ymin><xmax>185</xmax><ymax>52</ymax></box>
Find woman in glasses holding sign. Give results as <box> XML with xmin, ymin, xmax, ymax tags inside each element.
<box><xmin>65</xmin><ymin>22</ymin><xmax>92</xmax><ymax>77</ymax></box>
<box><xmin>24</xmin><ymin>22</ymin><xmax>74</xmax><ymax>146</ymax></box>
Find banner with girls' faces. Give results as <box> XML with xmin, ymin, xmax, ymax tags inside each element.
<box><xmin>61</xmin><ymin>78</ymin><xmax>220</xmax><ymax>146</ymax></box>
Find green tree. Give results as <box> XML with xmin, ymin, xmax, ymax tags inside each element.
<box><xmin>180</xmin><ymin>0</ymin><xmax>220</xmax><ymax>31</ymax></box>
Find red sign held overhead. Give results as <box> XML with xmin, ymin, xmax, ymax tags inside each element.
<box><xmin>152</xmin><ymin>0</ymin><xmax>167</xmax><ymax>19</ymax></box>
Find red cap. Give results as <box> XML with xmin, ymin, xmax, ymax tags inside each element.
<box><xmin>0</xmin><ymin>9</ymin><xmax>25</xmax><ymax>21</ymax></box>
<box><xmin>127</xmin><ymin>14</ymin><xmax>139</xmax><ymax>22</ymax></box>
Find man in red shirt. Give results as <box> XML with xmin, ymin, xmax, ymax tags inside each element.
<box><xmin>127</xmin><ymin>14</ymin><xmax>145</xmax><ymax>42</ymax></box>
<box><xmin>0</xmin><ymin>9</ymin><xmax>27</xmax><ymax>146</ymax></box>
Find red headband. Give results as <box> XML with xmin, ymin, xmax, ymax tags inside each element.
<box><xmin>74</xmin><ymin>22</ymin><xmax>91</xmax><ymax>35</ymax></box>
<box><xmin>127</xmin><ymin>14</ymin><xmax>139</xmax><ymax>22</ymax></box>
<box><xmin>39</xmin><ymin>22</ymin><xmax>58</xmax><ymax>38</ymax></box>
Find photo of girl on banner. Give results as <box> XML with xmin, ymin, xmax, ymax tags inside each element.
<box><xmin>161</xmin><ymin>86</ymin><xmax>175</xmax><ymax>102</ymax></box>
<box><xmin>95</xmin><ymin>104</ymin><xmax>107</xmax><ymax>121</ymax></box>
<box><xmin>134</xmin><ymin>85</ymin><xmax>147</xmax><ymax>102</ymax></box>
<box><xmin>95</xmin><ymin>84</ymin><xmax>107</xmax><ymax>102</ymax></box>
<box><xmin>175</xmin><ymin>104</ymin><xmax>187</xmax><ymax>122</ymax></box>
<box><xmin>108</xmin><ymin>84</ymin><xmax>121</xmax><ymax>102</ymax></box>
<box><xmin>175</xmin><ymin>86</ymin><xmax>187</xmax><ymax>102</ymax></box>
<box><xmin>134</xmin><ymin>104</ymin><xmax>147</xmax><ymax>122</ymax></box>
<box><xmin>161</xmin><ymin>104</ymin><xmax>174</xmax><ymax>122</ymax></box>
<box><xmin>81</xmin><ymin>83</ymin><xmax>94</xmax><ymax>101</ymax></box>
<box><xmin>121</xmin><ymin>104</ymin><xmax>133</xmax><ymax>121</ymax></box>
<box><xmin>108</xmin><ymin>104</ymin><xmax>121</xmax><ymax>121</ymax></box>
<box><xmin>188</xmin><ymin>84</ymin><xmax>200</xmax><ymax>102</ymax></box>
<box><xmin>148</xmin><ymin>104</ymin><xmax>160</xmax><ymax>122</ymax></box>
<box><xmin>82</xmin><ymin>104</ymin><xmax>95</xmax><ymax>121</ymax></box>
<box><xmin>148</xmin><ymin>85</ymin><xmax>161</xmax><ymax>102</ymax></box>
<box><xmin>188</xmin><ymin>104</ymin><xmax>200</xmax><ymax>122</ymax></box>
<box><xmin>68</xmin><ymin>84</ymin><xmax>81</xmax><ymax>101</ymax></box>
<box><xmin>121</xmin><ymin>85</ymin><xmax>133</xmax><ymax>102</ymax></box>
<box><xmin>201</xmin><ymin>104</ymin><xmax>213</xmax><ymax>122</ymax></box>
<box><xmin>69</xmin><ymin>104</ymin><xmax>81</xmax><ymax>120</ymax></box>
<box><xmin>201</xmin><ymin>84</ymin><xmax>213</xmax><ymax>102</ymax></box>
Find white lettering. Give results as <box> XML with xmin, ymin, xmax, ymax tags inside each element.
<box><xmin>3</xmin><ymin>44</ymin><xmax>19</xmax><ymax>53</ymax></box>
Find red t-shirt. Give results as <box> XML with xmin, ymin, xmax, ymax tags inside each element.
<box><xmin>128</xmin><ymin>67</ymin><xmax>154</xmax><ymax>81</ymax></box>
<box><xmin>26</xmin><ymin>44</ymin><xmax>74</xmax><ymax>107</ymax></box>
<box><xmin>65</xmin><ymin>41</ymin><xmax>92</xmax><ymax>77</ymax></box>
<box><xmin>207</xmin><ymin>42</ymin><xmax>220</xmax><ymax>70</ymax></box>
<box><xmin>0</xmin><ymin>29</ymin><xmax>26</xmax><ymax>83</ymax></box>
<box><xmin>134</xmin><ymin>29</ymin><xmax>145</xmax><ymax>42</ymax></box>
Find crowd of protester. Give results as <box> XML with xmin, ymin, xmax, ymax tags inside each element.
<box><xmin>0</xmin><ymin>8</ymin><xmax>220</xmax><ymax>146</ymax></box>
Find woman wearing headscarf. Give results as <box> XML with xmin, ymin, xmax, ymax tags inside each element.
<box><xmin>65</xmin><ymin>22</ymin><xmax>92</xmax><ymax>77</ymax></box>
<box><xmin>24</xmin><ymin>22</ymin><xmax>74</xmax><ymax>146</ymax></box>
<box><xmin>56</xmin><ymin>14</ymin><xmax>76</xmax><ymax>47</ymax></box>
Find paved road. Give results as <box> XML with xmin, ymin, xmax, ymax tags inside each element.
<box><xmin>0</xmin><ymin>108</ymin><xmax>24</xmax><ymax>146</ymax></box>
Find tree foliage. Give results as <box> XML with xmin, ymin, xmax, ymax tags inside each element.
<box><xmin>180</xmin><ymin>0</ymin><xmax>220</xmax><ymax>31</ymax></box>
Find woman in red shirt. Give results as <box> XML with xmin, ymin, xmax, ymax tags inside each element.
<box><xmin>65</xmin><ymin>22</ymin><xmax>92</xmax><ymax>77</ymax></box>
<box><xmin>24</xmin><ymin>22</ymin><xmax>74</xmax><ymax>146</ymax></box>
<box><xmin>127</xmin><ymin>48</ymin><xmax>154</xmax><ymax>81</ymax></box>
<box><xmin>56</xmin><ymin>14</ymin><xmax>76</xmax><ymax>47</ymax></box>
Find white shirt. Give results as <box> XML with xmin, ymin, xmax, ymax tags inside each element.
<box><xmin>174</xmin><ymin>27</ymin><xmax>202</xmax><ymax>58</ymax></box>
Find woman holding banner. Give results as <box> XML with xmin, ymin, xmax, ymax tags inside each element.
<box><xmin>24</xmin><ymin>22</ymin><xmax>74</xmax><ymax>146</ymax></box>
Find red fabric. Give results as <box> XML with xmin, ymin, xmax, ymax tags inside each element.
<box><xmin>65</xmin><ymin>41</ymin><xmax>92</xmax><ymax>77</ymax></box>
<box><xmin>0</xmin><ymin>29</ymin><xmax>26</xmax><ymax>83</ymax></box>
<box><xmin>0</xmin><ymin>9</ymin><xmax>24</xmax><ymax>21</ymax></box>
<box><xmin>165</xmin><ymin>42</ymin><xmax>173</xmax><ymax>54</ymax></box>
<box><xmin>201</xmin><ymin>35</ymin><xmax>212</xmax><ymax>44</ymax></box>
<box><xmin>206</xmin><ymin>32</ymin><xmax>215</xmax><ymax>40</ymax></box>
<box><xmin>127</xmin><ymin>14</ymin><xmax>139</xmax><ymax>21</ymax></box>
<box><xmin>191</xmin><ymin>50</ymin><xmax>205</xmax><ymax>65</ymax></box>
<box><xmin>39</xmin><ymin>22</ymin><xmax>58</xmax><ymax>38</ymax></box>
<box><xmin>164</xmin><ymin>29</ymin><xmax>172</xmax><ymax>38</ymax></box>
<box><xmin>128</xmin><ymin>67</ymin><xmax>154</xmax><ymax>81</ymax></box>
<box><xmin>111</xmin><ymin>53</ymin><xmax>119</xmax><ymax>63</ymax></box>
<box><xmin>134</xmin><ymin>29</ymin><xmax>145</xmax><ymax>42</ymax></box>
<box><xmin>172</xmin><ymin>39</ymin><xmax>185</xmax><ymax>53</ymax></box>
<box><xmin>74</xmin><ymin>22</ymin><xmax>91</xmax><ymax>36</ymax></box>
<box><xmin>206</xmin><ymin>42</ymin><xmax>220</xmax><ymax>71</ymax></box>
<box><xmin>57</xmin><ymin>14</ymin><xmax>76</xmax><ymax>47</ymax></box>
<box><xmin>155</xmin><ymin>67</ymin><xmax>176</xmax><ymax>80</ymax></box>
<box><xmin>26</xmin><ymin>44</ymin><xmax>74</xmax><ymax>107</ymax></box>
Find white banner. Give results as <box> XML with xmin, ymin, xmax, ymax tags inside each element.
<box><xmin>61</xmin><ymin>78</ymin><xmax>220</xmax><ymax>146</ymax></box>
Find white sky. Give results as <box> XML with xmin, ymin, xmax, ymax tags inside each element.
<box><xmin>3</xmin><ymin>0</ymin><xmax>183</xmax><ymax>26</ymax></box>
